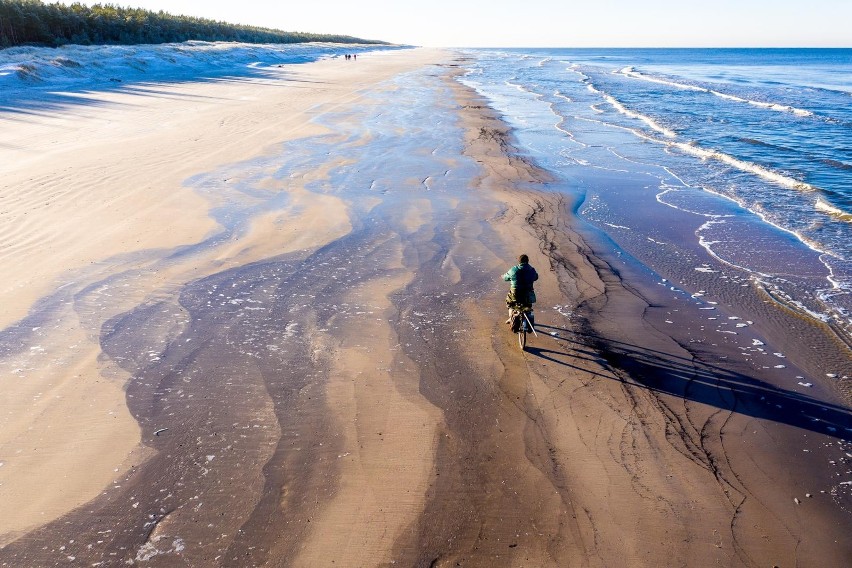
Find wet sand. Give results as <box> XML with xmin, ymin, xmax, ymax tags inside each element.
<box><xmin>1</xmin><ymin>49</ymin><xmax>850</xmax><ymax>567</ymax></box>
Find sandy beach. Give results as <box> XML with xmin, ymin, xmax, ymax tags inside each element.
<box><xmin>1</xmin><ymin>46</ymin><xmax>850</xmax><ymax>566</ymax></box>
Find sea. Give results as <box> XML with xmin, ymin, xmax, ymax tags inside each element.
<box><xmin>459</xmin><ymin>48</ymin><xmax>852</xmax><ymax>342</ymax></box>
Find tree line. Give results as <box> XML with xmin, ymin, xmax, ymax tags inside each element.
<box><xmin>0</xmin><ymin>0</ymin><xmax>385</xmax><ymax>48</ymax></box>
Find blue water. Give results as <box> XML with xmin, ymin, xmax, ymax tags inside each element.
<box><xmin>460</xmin><ymin>48</ymin><xmax>852</xmax><ymax>336</ymax></box>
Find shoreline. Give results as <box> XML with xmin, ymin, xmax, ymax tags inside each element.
<box><xmin>454</xmin><ymin>48</ymin><xmax>851</xmax><ymax>396</ymax></box>
<box><xmin>447</xmin><ymin>61</ymin><xmax>852</xmax><ymax>565</ymax></box>
<box><xmin>0</xmin><ymin>48</ymin><xmax>849</xmax><ymax>566</ymax></box>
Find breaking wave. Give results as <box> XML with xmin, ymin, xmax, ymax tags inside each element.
<box><xmin>670</xmin><ymin>141</ymin><xmax>817</xmax><ymax>192</ymax></box>
<box><xmin>816</xmin><ymin>198</ymin><xmax>852</xmax><ymax>222</ymax></box>
<box><xmin>618</xmin><ymin>66</ymin><xmax>814</xmax><ymax>117</ymax></box>
<box><xmin>586</xmin><ymin>81</ymin><xmax>676</xmax><ymax>137</ymax></box>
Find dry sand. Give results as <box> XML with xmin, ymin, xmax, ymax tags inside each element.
<box><xmin>0</xmin><ymin>48</ymin><xmax>443</xmax><ymax>545</ymax></box>
<box><xmin>1</xmin><ymin>47</ymin><xmax>850</xmax><ymax>568</ymax></box>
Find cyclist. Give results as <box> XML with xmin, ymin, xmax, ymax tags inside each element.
<box><xmin>502</xmin><ymin>254</ymin><xmax>538</xmax><ymax>324</ymax></box>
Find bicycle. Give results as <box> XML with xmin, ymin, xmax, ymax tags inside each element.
<box><xmin>510</xmin><ymin>306</ymin><xmax>537</xmax><ymax>350</ymax></box>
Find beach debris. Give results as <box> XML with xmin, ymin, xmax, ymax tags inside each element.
<box><xmin>774</xmin><ymin>365</ymin><xmax>786</xmax><ymax>369</ymax></box>
<box><xmin>549</xmin><ymin>331</ymin><xmax>559</xmax><ymax>337</ymax></box>
<box><xmin>154</xmin><ymin>428</ymin><xmax>169</xmax><ymax>436</ymax></box>
<box><xmin>826</xmin><ymin>373</ymin><xmax>837</xmax><ymax>378</ymax></box>
<box><xmin>798</xmin><ymin>382</ymin><xmax>813</xmax><ymax>387</ymax></box>
<box><xmin>794</xmin><ymin>498</ymin><xmax>800</xmax><ymax>504</ymax></box>
<box><xmin>751</xmin><ymin>339</ymin><xmax>765</xmax><ymax>346</ymax></box>
<box><xmin>773</xmin><ymin>352</ymin><xmax>786</xmax><ymax>358</ymax></box>
<box><xmin>806</xmin><ymin>494</ymin><xmax>812</xmax><ymax>498</ymax></box>
<box><xmin>553</xmin><ymin>305</ymin><xmax>572</xmax><ymax>317</ymax></box>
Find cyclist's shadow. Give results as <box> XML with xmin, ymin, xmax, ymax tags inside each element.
<box><xmin>521</xmin><ymin>323</ymin><xmax>852</xmax><ymax>442</ymax></box>
<box><xmin>519</xmin><ymin>322</ymin><xmax>618</xmax><ymax>380</ymax></box>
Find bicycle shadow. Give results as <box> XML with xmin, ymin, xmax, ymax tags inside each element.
<box><xmin>526</xmin><ymin>323</ymin><xmax>852</xmax><ymax>441</ymax></box>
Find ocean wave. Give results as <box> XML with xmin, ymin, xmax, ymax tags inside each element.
<box><xmin>670</xmin><ymin>140</ymin><xmax>816</xmax><ymax>192</ymax></box>
<box><xmin>816</xmin><ymin>198</ymin><xmax>852</xmax><ymax>222</ymax></box>
<box><xmin>601</xmin><ymin>92</ymin><xmax>677</xmax><ymax>138</ymax></box>
<box><xmin>506</xmin><ymin>79</ymin><xmax>537</xmax><ymax>96</ymax></box>
<box><xmin>821</xmin><ymin>158</ymin><xmax>852</xmax><ymax>171</ymax></box>
<box><xmin>567</xmin><ymin>65</ymin><xmax>589</xmax><ymax>82</ymax></box>
<box><xmin>587</xmin><ymin>81</ymin><xmax>676</xmax><ymax>137</ymax></box>
<box><xmin>618</xmin><ymin>66</ymin><xmax>706</xmax><ymax>92</ymax></box>
<box><xmin>709</xmin><ymin>90</ymin><xmax>814</xmax><ymax>117</ymax></box>
<box><xmin>618</xmin><ymin>66</ymin><xmax>815</xmax><ymax>118</ymax></box>
<box><xmin>736</xmin><ymin>137</ymin><xmax>797</xmax><ymax>154</ymax></box>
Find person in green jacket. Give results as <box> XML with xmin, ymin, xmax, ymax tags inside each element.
<box><xmin>502</xmin><ymin>254</ymin><xmax>538</xmax><ymax>321</ymax></box>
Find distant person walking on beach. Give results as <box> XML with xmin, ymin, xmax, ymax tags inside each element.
<box><xmin>503</xmin><ymin>254</ymin><xmax>538</xmax><ymax>321</ymax></box>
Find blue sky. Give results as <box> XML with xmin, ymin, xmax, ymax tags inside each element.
<box><xmin>55</xmin><ymin>0</ymin><xmax>852</xmax><ymax>47</ymax></box>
